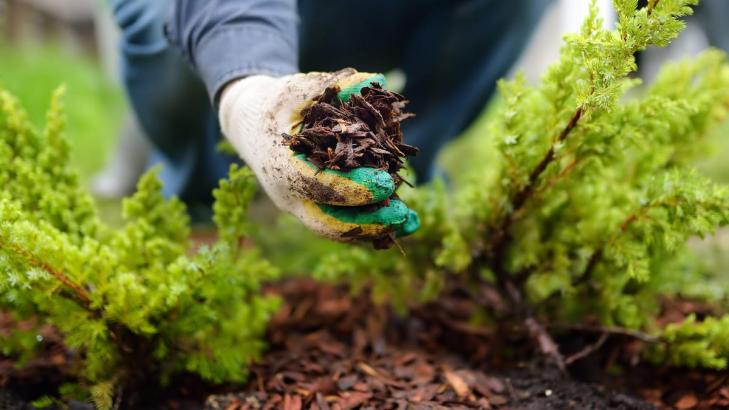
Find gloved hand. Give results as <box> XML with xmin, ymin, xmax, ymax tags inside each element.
<box><xmin>219</xmin><ymin>68</ymin><xmax>420</xmax><ymax>242</ymax></box>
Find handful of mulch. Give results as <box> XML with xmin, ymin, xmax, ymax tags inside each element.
<box><xmin>283</xmin><ymin>82</ymin><xmax>418</xmax><ymax>248</ymax></box>
<box><xmin>283</xmin><ymin>82</ymin><xmax>417</xmax><ymax>187</ymax></box>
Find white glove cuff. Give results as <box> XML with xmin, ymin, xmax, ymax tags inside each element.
<box><xmin>218</xmin><ymin>75</ymin><xmax>286</xmax><ymax>162</ymax></box>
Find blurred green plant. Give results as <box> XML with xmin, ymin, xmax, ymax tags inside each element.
<box><xmin>0</xmin><ymin>45</ymin><xmax>123</xmax><ymax>179</ymax></box>
<box><xmin>308</xmin><ymin>0</ymin><xmax>729</xmax><ymax>370</ymax></box>
<box><xmin>0</xmin><ymin>87</ymin><xmax>278</xmax><ymax>408</ymax></box>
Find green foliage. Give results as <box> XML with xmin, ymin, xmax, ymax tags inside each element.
<box><xmin>309</xmin><ymin>0</ymin><xmax>729</xmax><ymax>369</ymax></box>
<box><xmin>30</xmin><ymin>396</ymin><xmax>55</xmax><ymax>409</ymax></box>
<box><xmin>649</xmin><ymin>314</ymin><xmax>729</xmax><ymax>369</ymax></box>
<box><xmin>0</xmin><ymin>88</ymin><xmax>279</xmax><ymax>405</ymax></box>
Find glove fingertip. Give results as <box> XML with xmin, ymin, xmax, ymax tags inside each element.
<box><xmin>343</xmin><ymin>167</ymin><xmax>395</xmax><ymax>203</ymax></box>
<box><xmin>394</xmin><ymin>209</ymin><xmax>420</xmax><ymax>237</ymax></box>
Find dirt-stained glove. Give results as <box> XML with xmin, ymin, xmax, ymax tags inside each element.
<box><xmin>219</xmin><ymin>68</ymin><xmax>419</xmax><ymax>242</ymax></box>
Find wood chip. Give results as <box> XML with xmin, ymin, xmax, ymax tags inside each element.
<box><xmin>675</xmin><ymin>393</ymin><xmax>699</xmax><ymax>410</ymax></box>
<box><xmin>444</xmin><ymin>369</ymin><xmax>471</xmax><ymax>398</ymax></box>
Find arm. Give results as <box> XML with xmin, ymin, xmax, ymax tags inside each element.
<box><xmin>166</xmin><ymin>0</ymin><xmax>299</xmax><ymax>101</ymax></box>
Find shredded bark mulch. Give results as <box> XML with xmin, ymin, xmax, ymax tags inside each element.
<box><xmin>2</xmin><ymin>279</ymin><xmax>728</xmax><ymax>409</ymax></box>
<box><xmin>283</xmin><ymin>83</ymin><xmax>418</xmax><ymax>249</ymax></box>
<box><xmin>283</xmin><ymin>83</ymin><xmax>417</xmax><ymax>186</ymax></box>
<box><xmin>204</xmin><ymin>280</ymin><xmax>655</xmax><ymax>410</ymax></box>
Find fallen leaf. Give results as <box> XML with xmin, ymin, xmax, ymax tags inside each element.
<box><xmin>224</xmin><ymin>401</ymin><xmax>241</xmax><ymax>410</ymax></box>
<box><xmin>283</xmin><ymin>394</ymin><xmax>302</xmax><ymax>410</ymax></box>
<box><xmin>357</xmin><ymin>362</ymin><xmax>378</xmax><ymax>377</ymax></box>
<box><xmin>675</xmin><ymin>393</ymin><xmax>698</xmax><ymax>410</ymax></box>
<box><xmin>490</xmin><ymin>395</ymin><xmax>508</xmax><ymax>406</ymax></box>
<box><xmin>444</xmin><ymin>369</ymin><xmax>471</xmax><ymax>398</ymax></box>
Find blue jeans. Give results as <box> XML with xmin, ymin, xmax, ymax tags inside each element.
<box><xmin>111</xmin><ymin>0</ymin><xmax>549</xmax><ymax>206</ymax></box>
<box><xmin>694</xmin><ymin>0</ymin><xmax>729</xmax><ymax>52</ymax></box>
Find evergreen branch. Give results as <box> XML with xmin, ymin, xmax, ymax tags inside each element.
<box><xmin>460</xmin><ymin>0</ymin><xmax>703</xmax><ymax>372</ymax></box>
<box><xmin>514</xmin><ymin>106</ymin><xmax>584</xmax><ymax>212</ymax></box>
<box><xmin>461</xmin><ymin>106</ymin><xmax>587</xmax><ymax>372</ymax></box>
<box><xmin>574</xmin><ymin>192</ymin><xmax>694</xmax><ymax>288</ymax></box>
<box><xmin>648</xmin><ymin>0</ymin><xmax>660</xmax><ymax>16</ymax></box>
<box><xmin>0</xmin><ymin>239</ymin><xmax>94</xmax><ymax>311</ymax></box>
<box><xmin>470</xmin><ymin>105</ymin><xmax>587</xmax><ymax>279</ymax></box>
<box><xmin>573</xmin><ymin>214</ymin><xmax>640</xmax><ymax>288</ymax></box>
<box><xmin>490</xmin><ymin>106</ymin><xmax>585</xmax><ymax>256</ymax></box>
<box><xmin>574</xmin><ymin>249</ymin><xmax>603</xmax><ymax>288</ymax></box>
<box><xmin>533</xmin><ymin>156</ymin><xmax>579</xmax><ymax>200</ymax></box>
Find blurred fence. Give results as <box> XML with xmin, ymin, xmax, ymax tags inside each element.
<box><xmin>1</xmin><ymin>0</ymin><xmax>98</xmax><ymax>57</ymax></box>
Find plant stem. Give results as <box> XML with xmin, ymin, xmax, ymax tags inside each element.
<box><xmin>574</xmin><ymin>249</ymin><xmax>603</xmax><ymax>287</ymax></box>
<box><xmin>465</xmin><ymin>106</ymin><xmax>587</xmax><ymax>372</ymax></box>
<box><xmin>549</xmin><ymin>322</ymin><xmax>658</xmax><ymax>343</ymax></box>
<box><xmin>486</xmin><ymin>105</ymin><xmax>585</xmax><ymax>272</ymax></box>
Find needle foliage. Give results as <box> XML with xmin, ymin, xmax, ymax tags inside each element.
<box><xmin>314</xmin><ymin>0</ymin><xmax>729</xmax><ymax>369</ymax></box>
<box><xmin>0</xmin><ymin>87</ymin><xmax>279</xmax><ymax>406</ymax></box>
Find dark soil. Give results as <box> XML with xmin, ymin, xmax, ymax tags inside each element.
<box><xmin>283</xmin><ymin>83</ymin><xmax>417</xmax><ymax>185</ymax></box>
<box><xmin>2</xmin><ymin>279</ymin><xmax>727</xmax><ymax>409</ymax></box>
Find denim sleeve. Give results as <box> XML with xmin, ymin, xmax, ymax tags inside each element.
<box><xmin>166</xmin><ymin>0</ymin><xmax>300</xmax><ymax>101</ymax></box>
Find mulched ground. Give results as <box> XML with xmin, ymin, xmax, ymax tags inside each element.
<box><xmin>1</xmin><ymin>279</ymin><xmax>728</xmax><ymax>409</ymax></box>
<box><xmin>201</xmin><ymin>280</ymin><xmax>685</xmax><ymax>410</ymax></box>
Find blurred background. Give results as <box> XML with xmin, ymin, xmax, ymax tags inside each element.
<box><xmin>0</xmin><ymin>0</ymin><xmax>124</xmax><ymax>182</ymax></box>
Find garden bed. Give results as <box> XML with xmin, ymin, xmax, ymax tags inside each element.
<box><xmin>2</xmin><ymin>278</ymin><xmax>726</xmax><ymax>409</ymax></box>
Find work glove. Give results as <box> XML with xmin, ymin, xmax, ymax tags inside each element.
<box><xmin>219</xmin><ymin>68</ymin><xmax>420</xmax><ymax>242</ymax></box>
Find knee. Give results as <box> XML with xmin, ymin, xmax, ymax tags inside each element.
<box><xmin>110</xmin><ymin>0</ymin><xmax>168</xmax><ymax>48</ymax></box>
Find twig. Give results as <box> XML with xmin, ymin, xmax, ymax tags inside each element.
<box><xmin>565</xmin><ymin>333</ymin><xmax>609</xmax><ymax>365</ymax></box>
<box><xmin>548</xmin><ymin>322</ymin><xmax>659</xmax><ymax>343</ymax></box>
<box><xmin>534</xmin><ymin>156</ymin><xmax>579</xmax><ymax>199</ymax></box>
<box><xmin>525</xmin><ymin>317</ymin><xmax>566</xmax><ymax>371</ymax></box>
<box><xmin>434</xmin><ymin>311</ymin><xmax>495</xmax><ymax>337</ymax></box>
<box><xmin>505</xmin><ymin>378</ymin><xmax>518</xmax><ymax>401</ymax></box>
<box><xmin>390</xmin><ymin>234</ymin><xmax>407</xmax><ymax>256</ymax></box>
<box><xmin>112</xmin><ymin>385</ymin><xmax>123</xmax><ymax>410</ymax></box>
